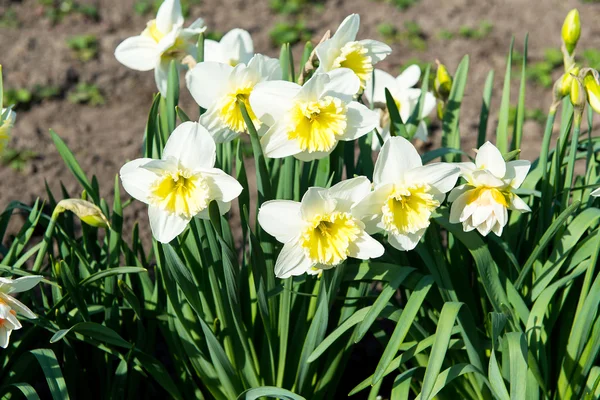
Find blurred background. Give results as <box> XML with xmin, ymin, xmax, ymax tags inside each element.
<box><xmin>0</xmin><ymin>0</ymin><xmax>599</xmax><ymax>213</ymax></box>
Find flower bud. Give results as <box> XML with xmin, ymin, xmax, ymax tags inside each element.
<box><xmin>583</xmin><ymin>69</ymin><xmax>600</xmax><ymax>114</ymax></box>
<box><xmin>55</xmin><ymin>199</ymin><xmax>110</xmax><ymax>228</ymax></box>
<box><xmin>0</xmin><ymin>109</ymin><xmax>16</xmax><ymax>152</ymax></box>
<box><xmin>434</xmin><ymin>61</ymin><xmax>452</xmax><ymax>101</ymax></box>
<box><xmin>570</xmin><ymin>76</ymin><xmax>586</xmax><ymax>114</ymax></box>
<box><xmin>562</xmin><ymin>9</ymin><xmax>581</xmax><ymax>55</ymax></box>
<box><xmin>555</xmin><ymin>65</ymin><xmax>580</xmax><ymax>99</ymax></box>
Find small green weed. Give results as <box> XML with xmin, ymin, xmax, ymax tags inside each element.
<box><xmin>0</xmin><ymin>8</ymin><xmax>20</xmax><ymax>29</ymax></box>
<box><xmin>269</xmin><ymin>21</ymin><xmax>311</xmax><ymax>46</ymax></box>
<box><xmin>38</xmin><ymin>0</ymin><xmax>99</xmax><ymax>24</ymax></box>
<box><xmin>4</xmin><ymin>86</ymin><xmax>62</xmax><ymax>111</ymax></box>
<box><xmin>1</xmin><ymin>149</ymin><xmax>39</xmax><ymax>172</ymax></box>
<box><xmin>67</xmin><ymin>83</ymin><xmax>105</xmax><ymax>106</ymax></box>
<box><xmin>66</xmin><ymin>35</ymin><xmax>99</xmax><ymax>62</ymax></box>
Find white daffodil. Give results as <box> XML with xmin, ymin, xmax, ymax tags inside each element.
<box><xmin>0</xmin><ymin>108</ymin><xmax>16</xmax><ymax>153</ymax></box>
<box><xmin>0</xmin><ymin>275</ymin><xmax>43</xmax><ymax>348</ymax></box>
<box><xmin>448</xmin><ymin>142</ymin><xmax>531</xmax><ymax>237</ymax></box>
<box><xmin>591</xmin><ymin>187</ymin><xmax>600</xmax><ymax>197</ymax></box>
<box><xmin>353</xmin><ymin>137</ymin><xmax>459</xmax><ymax>251</ymax></box>
<box><xmin>364</xmin><ymin>66</ymin><xmax>436</xmax><ymax>150</ymax></box>
<box><xmin>186</xmin><ymin>54</ymin><xmax>281</xmax><ymax>143</ymax></box>
<box><xmin>114</xmin><ymin>0</ymin><xmax>205</xmax><ymax>97</ymax></box>
<box><xmin>258</xmin><ymin>177</ymin><xmax>384</xmax><ymax>278</ymax></box>
<box><xmin>250</xmin><ymin>70</ymin><xmax>379</xmax><ymax>161</ymax></box>
<box><xmin>203</xmin><ymin>29</ymin><xmax>253</xmax><ymax>66</ymax></box>
<box><xmin>314</xmin><ymin>14</ymin><xmax>391</xmax><ymax>91</ymax></box>
<box><xmin>120</xmin><ymin>121</ymin><xmax>243</xmax><ymax>243</ymax></box>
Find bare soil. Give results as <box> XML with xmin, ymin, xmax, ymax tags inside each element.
<box><xmin>1</xmin><ymin>0</ymin><xmax>599</xmax><ymax>236</ymax></box>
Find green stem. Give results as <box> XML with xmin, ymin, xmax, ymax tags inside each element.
<box><xmin>563</xmin><ymin>111</ymin><xmax>582</xmax><ymax>207</ymax></box>
<box><xmin>537</xmin><ymin>105</ymin><xmax>558</xmax><ymax>239</ymax></box>
<box><xmin>32</xmin><ymin>208</ymin><xmax>61</xmax><ymax>272</ymax></box>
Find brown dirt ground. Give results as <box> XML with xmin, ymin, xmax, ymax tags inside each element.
<box><xmin>1</xmin><ymin>0</ymin><xmax>599</xmax><ymax>239</ymax></box>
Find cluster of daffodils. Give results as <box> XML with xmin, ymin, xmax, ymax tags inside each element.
<box><xmin>116</xmin><ymin>1</ymin><xmax>533</xmax><ymax>279</ymax></box>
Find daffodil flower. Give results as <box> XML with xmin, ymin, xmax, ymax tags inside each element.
<box><xmin>448</xmin><ymin>142</ymin><xmax>531</xmax><ymax>237</ymax></box>
<box><xmin>353</xmin><ymin>137</ymin><xmax>459</xmax><ymax>251</ymax></box>
<box><xmin>203</xmin><ymin>29</ymin><xmax>253</xmax><ymax>66</ymax></box>
<box><xmin>0</xmin><ymin>108</ymin><xmax>16</xmax><ymax>153</ymax></box>
<box><xmin>364</xmin><ymin>66</ymin><xmax>436</xmax><ymax>150</ymax></box>
<box><xmin>250</xmin><ymin>70</ymin><xmax>379</xmax><ymax>161</ymax></box>
<box><xmin>120</xmin><ymin>121</ymin><xmax>243</xmax><ymax>243</ymax></box>
<box><xmin>314</xmin><ymin>14</ymin><xmax>391</xmax><ymax>91</ymax></box>
<box><xmin>258</xmin><ymin>177</ymin><xmax>384</xmax><ymax>278</ymax></box>
<box><xmin>114</xmin><ymin>0</ymin><xmax>205</xmax><ymax>97</ymax></box>
<box><xmin>0</xmin><ymin>275</ymin><xmax>43</xmax><ymax>348</ymax></box>
<box><xmin>186</xmin><ymin>54</ymin><xmax>281</xmax><ymax>143</ymax></box>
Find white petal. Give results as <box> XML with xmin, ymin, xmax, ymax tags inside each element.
<box><xmin>510</xmin><ymin>195</ymin><xmax>531</xmax><ymax>212</ymax></box>
<box><xmin>505</xmin><ymin>160</ymin><xmax>531</xmax><ymax>189</ymax></box>
<box><xmin>325</xmin><ymin>176</ymin><xmax>372</xmax><ymax>211</ymax></box>
<box><xmin>373</xmin><ymin>136</ymin><xmax>422</xmax><ymax>186</ymax></box>
<box><xmin>352</xmin><ymin>184</ymin><xmax>392</xmax><ymax>223</ymax></box>
<box><xmin>0</xmin><ymin>326</ymin><xmax>9</xmax><ymax>348</ymax></box>
<box><xmin>359</xmin><ymin>39</ymin><xmax>392</xmax><ymax>64</ymax></box>
<box><xmin>296</xmin><ymin>73</ymin><xmax>329</xmax><ymax>102</ymax></box>
<box><xmin>162</xmin><ymin>122</ymin><xmax>217</xmax><ymax>170</ymax></box>
<box><xmin>120</xmin><ymin>158</ymin><xmax>157</xmax><ymax>204</ymax></box>
<box><xmin>449</xmin><ymin>191</ymin><xmax>470</xmax><ymax>224</ymax></box>
<box><xmin>250</xmin><ymin>81</ymin><xmax>300</xmax><ymax>126</ymax></box>
<box><xmin>156</xmin><ymin>26</ymin><xmax>182</xmax><ymax>54</ymax></box>
<box><xmin>388</xmin><ymin>230</ymin><xmax>424</xmax><ymax>251</ymax></box>
<box><xmin>195</xmin><ymin>200</ymin><xmax>231</xmax><ymax>219</ymax></box>
<box><xmin>471</xmin><ymin>205</ymin><xmax>492</xmax><ymax>227</ymax></box>
<box><xmin>4</xmin><ymin>276</ymin><xmax>43</xmax><ymax>294</ymax></box>
<box><xmin>591</xmin><ymin>187</ymin><xmax>600</xmax><ymax>197</ymax></box>
<box><xmin>154</xmin><ymin>57</ymin><xmax>170</xmax><ymax>97</ymax></box>
<box><xmin>447</xmin><ymin>184</ymin><xmax>469</xmax><ymax>202</ymax></box>
<box><xmin>261</xmin><ymin>119</ymin><xmax>302</xmax><ymax>159</ymax></box>
<box><xmin>114</xmin><ymin>36</ymin><xmax>158</xmax><ymax>71</ymax></box>
<box><xmin>148</xmin><ymin>206</ymin><xmax>190</xmax><ymax>243</ymax></box>
<box><xmin>181</xmin><ymin>18</ymin><xmax>206</xmax><ymax>39</ymax></box>
<box><xmin>339</xmin><ymin>102</ymin><xmax>379</xmax><ymax>142</ymax></box>
<box><xmin>203</xmin><ymin>39</ymin><xmax>227</xmax><ymax>63</ymax></box>
<box><xmin>301</xmin><ymin>187</ymin><xmax>333</xmax><ymax>220</ymax></box>
<box><xmin>220</xmin><ymin>28</ymin><xmax>254</xmax><ymax>65</ymax></box>
<box><xmin>396</xmin><ymin>65</ymin><xmax>421</xmax><ymax>91</ymax></box>
<box><xmin>201</xmin><ymin>168</ymin><xmax>243</xmax><ymax>202</ymax></box>
<box><xmin>475</xmin><ymin>141</ymin><xmax>506</xmax><ymax>178</ymax></box>
<box><xmin>258</xmin><ymin>200</ymin><xmax>304</xmax><ymax>243</ymax></box>
<box><xmin>331</xmin><ymin>14</ymin><xmax>360</xmax><ymax>45</ymax></box>
<box><xmin>274</xmin><ymin>239</ymin><xmax>314</xmax><ymax>278</ymax></box>
<box><xmin>365</xmin><ymin>69</ymin><xmax>398</xmax><ymax>105</ymax></box>
<box><xmin>413</xmin><ymin>120</ymin><xmax>428</xmax><ymax>142</ymax></box>
<box><xmin>471</xmin><ymin>169</ymin><xmax>505</xmax><ymax>188</ymax></box>
<box><xmin>347</xmin><ymin>230</ymin><xmax>385</xmax><ymax>259</ymax></box>
<box><xmin>186</xmin><ymin>62</ymin><xmax>234</xmax><ymax>108</ymax></box>
<box><xmin>421</xmin><ymin>92</ymin><xmax>436</xmax><ymax>118</ymax></box>
<box><xmin>404</xmin><ymin>163</ymin><xmax>460</xmax><ymax>194</ymax></box>
<box><xmin>0</xmin><ymin>293</ymin><xmax>36</xmax><ymax>319</ymax></box>
<box><xmin>199</xmin><ymin>107</ymin><xmax>239</xmax><ymax>144</ymax></box>
<box><xmin>314</xmin><ymin>39</ymin><xmax>337</xmax><ymax>73</ymax></box>
<box><xmin>156</xmin><ymin>0</ymin><xmax>183</xmax><ymax>34</ymax></box>
<box><xmin>322</xmin><ymin>68</ymin><xmax>360</xmax><ymax>102</ymax></box>
<box><xmin>248</xmin><ymin>54</ymin><xmax>282</xmax><ymax>81</ymax></box>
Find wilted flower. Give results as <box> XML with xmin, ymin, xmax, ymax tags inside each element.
<box><xmin>203</xmin><ymin>29</ymin><xmax>253</xmax><ymax>66</ymax></box>
<box><xmin>0</xmin><ymin>275</ymin><xmax>43</xmax><ymax>348</ymax></box>
<box><xmin>448</xmin><ymin>142</ymin><xmax>531</xmax><ymax>237</ymax></box>
<box><xmin>55</xmin><ymin>199</ymin><xmax>110</xmax><ymax>228</ymax></box>
<box><xmin>364</xmin><ymin>66</ymin><xmax>436</xmax><ymax>149</ymax></box>
<box><xmin>114</xmin><ymin>0</ymin><xmax>205</xmax><ymax>96</ymax></box>
<box><xmin>186</xmin><ymin>54</ymin><xmax>281</xmax><ymax>143</ymax></box>
<box><xmin>353</xmin><ymin>137</ymin><xmax>459</xmax><ymax>250</ymax></box>
<box><xmin>314</xmin><ymin>14</ymin><xmax>391</xmax><ymax>91</ymax></box>
<box><xmin>0</xmin><ymin>108</ymin><xmax>16</xmax><ymax>153</ymax></box>
<box><xmin>120</xmin><ymin>121</ymin><xmax>243</xmax><ymax>243</ymax></box>
<box><xmin>258</xmin><ymin>177</ymin><xmax>384</xmax><ymax>278</ymax></box>
<box><xmin>250</xmin><ymin>70</ymin><xmax>379</xmax><ymax>161</ymax></box>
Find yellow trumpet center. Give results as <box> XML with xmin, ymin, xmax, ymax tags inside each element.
<box><xmin>288</xmin><ymin>96</ymin><xmax>347</xmax><ymax>153</ymax></box>
<box><xmin>332</xmin><ymin>41</ymin><xmax>373</xmax><ymax>90</ymax></box>
<box><xmin>217</xmin><ymin>87</ymin><xmax>260</xmax><ymax>134</ymax></box>
<box><xmin>149</xmin><ymin>168</ymin><xmax>210</xmax><ymax>218</ymax></box>
<box><xmin>300</xmin><ymin>212</ymin><xmax>361</xmax><ymax>266</ymax></box>
<box><xmin>142</xmin><ymin>20</ymin><xmax>166</xmax><ymax>43</ymax></box>
<box><xmin>465</xmin><ymin>187</ymin><xmax>511</xmax><ymax>208</ymax></box>
<box><xmin>382</xmin><ymin>184</ymin><xmax>439</xmax><ymax>235</ymax></box>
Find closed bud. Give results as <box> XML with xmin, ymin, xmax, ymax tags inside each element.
<box><xmin>583</xmin><ymin>69</ymin><xmax>600</xmax><ymax>114</ymax></box>
<box><xmin>555</xmin><ymin>65</ymin><xmax>580</xmax><ymax>98</ymax></box>
<box><xmin>562</xmin><ymin>9</ymin><xmax>581</xmax><ymax>55</ymax></box>
<box><xmin>570</xmin><ymin>77</ymin><xmax>586</xmax><ymax>114</ymax></box>
<box><xmin>434</xmin><ymin>61</ymin><xmax>452</xmax><ymax>101</ymax></box>
<box><xmin>55</xmin><ymin>199</ymin><xmax>110</xmax><ymax>228</ymax></box>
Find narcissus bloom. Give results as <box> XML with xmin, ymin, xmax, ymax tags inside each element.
<box><xmin>0</xmin><ymin>108</ymin><xmax>16</xmax><ymax>153</ymax></box>
<box><xmin>250</xmin><ymin>70</ymin><xmax>379</xmax><ymax>161</ymax></box>
<box><xmin>258</xmin><ymin>177</ymin><xmax>384</xmax><ymax>278</ymax></box>
<box><xmin>114</xmin><ymin>0</ymin><xmax>205</xmax><ymax>96</ymax></box>
<box><xmin>203</xmin><ymin>29</ymin><xmax>253</xmax><ymax>66</ymax></box>
<box><xmin>448</xmin><ymin>142</ymin><xmax>531</xmax><ymax>237</ymax></box>
<box><xmin>314</xmin><ymin>14</ymin><xmax>391</xmax><ymax>91</ymax></box>
<box><xmin>186</xmin><ymin>54</ymin><xmax>281</xmax><ymax>143</ymax></box>
<box><xmin>364</xmin><ymin>66</ymin><xmax>436</xmax><ymax>149</ymax></box>
<box><xmin>353</xmin><ymin>137</ymin><xmax>459</xmax><ymax>251</ymax></box>
<box><xmin>0</xmin><ymin>275</ymin><xmax>43</xmax><ymax>348</ymax></box>
<box><xmin>120</xmin><ymin>122</ymin><xmax>243</xmax><ymax>243</ymax></box>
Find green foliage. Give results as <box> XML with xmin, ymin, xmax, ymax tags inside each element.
<box><xmin>0</xmin><ymin>8</ymin><xmax>20</xmax><ymax>29</ymax></box>
<box><xmin>520</xmin><ymin>48</ymin><xmax>563</xmax><ymax>87</ymax></box>
<box><xmin>269</xmin><ymin>0</ymin><xmax>324</xmax><ymax>15</ymax></box>
<box><xmin>66</xmin><ymin>35</ymin><xmax>99</xmax><ymax>62</ymax></box>
<box><xmin>1</xmin><ymin>148</ymin><xmax>38</xmax><ymax>172</ymax></box>
<box><xmin>67</xmin><ymin>83</ymin><xmax>105</xmax><ymax>106</ymax></box>
<box><xmin>37</xmin><ymin>0</ymin><xmax>99</xmax><ymax>24</ymax></box>
<box><xmin>4</xmin><ymin>85</ymin><xmax>61</xmax><ymax>111</ymax></box>
<box><xmin>269</xmin><ymin>21</ymin><xmax>311</xmax><ymax>46</ymax></box>
<box><xmin>133</xmin><ymin>0</ymin><xmax>201</xmax><ymax>17</ymax></box>
<box><xmin>381</xmin><ymin>0</ymin><xmax>420</xmax><ymax>11</ymax></box>
<box><xmin>439</xmin><ymin>21</ymin><xmax>493</xmax><ymax>40</ymax></box>
<box><xmin>378</xmin><ymin>21</ymin><xmax>427</xmax><ymax>50</ymax></box>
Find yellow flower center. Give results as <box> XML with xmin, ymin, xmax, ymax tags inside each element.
<box><xmin>300</xmin><ymin>212</ymin><xmax>361</xmax><ymax>266</ymax></box>
<box><xmin>465</xmin><ymin>187</ymin><xmax>511</xmax><ymax>208</ymax></box>
<box><xmin>148</xmin><ymin>168</ymin><xmax>210</xmax><ymax>218</ymax></box>
<box><xmin>142</xmin><ymin>20</ymin><xmax>186</xmax><ymax>57</ymax></box>
<box><xmin>217</xmin><ymin>87</ymin><xmax>260</xmax><ymax>133</ymax></box>
<box><xmin>288</xmin><ymin>96</ymin><xmax>347</xmax><ymax>153</ymax></box>
<box><xmin>332</xmin><ymin>41</ymin><xmax>373</xmax><ymax>90</ymax></box>
<box><xmin>382</xmin><ymin>184</ymin><xmax>439</xmax><ymax>235</ymax></box>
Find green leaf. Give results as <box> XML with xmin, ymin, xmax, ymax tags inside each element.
<box><xmin>237</xmin><ymin>386</ymin><xmax>306</xmax><ymax>400</ymax></box>
<box><xmin>441</xmin><ymin>55</ymin><xmax>469</xmax><ymax>162</ymax></box>
<box><xmin>4</xmin><ymin>383</ymin><xmax>41</xmax><ymax>400</ymax></box>
<box><xmin>506</xmin><ymin>332</ymin><xmax>528</xmax><ymax>400</ymax></box>
<box><xmin>478</xmin><ymin>70</ymin><xmax>495</xmax><ymax>147</ymax></box>
<box><xmin>30</xmin><ymin>349</ymin><xmax>70</xmax><ymax>400</ymax></box>
<box><xmin>386</xmin><ymin>88</ymin><xmax>408</xmax><ymax>138</ymax></box>
<box><xmin>79</xmin><ymin>266</ymin><xmax>147</xmax><ymax>287</ymax></box>
<box><xmin>496</xmin><ymin>37</ymin><xmax>514</xmax><ymax>154</ymax></box>
<box><xmin>511</xmin><ymin>34</ymin><xmax>528</xmax><ymax>152</ymax></box>
<box><xmin>415</xmin><ymin>364</ymin><xmax>486</xmax><ymax>400</ymax></box>
<box><xmin>50</xmin><ymin>322</ymin><xmax>131</xmax><ymax>348</ymax></box>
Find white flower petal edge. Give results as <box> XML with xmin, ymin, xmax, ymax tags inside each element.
<box><xmin>204</xmin><ymin>29</ymin><xmax>254</xmax><ymax>66</ymax></box>
<box><xmin>0</xmin><ymin>275</ymin><xmax>43</xmax><ymax>348</ymax></box>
